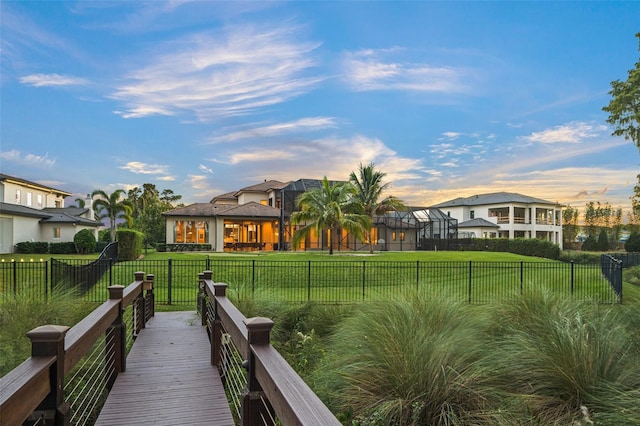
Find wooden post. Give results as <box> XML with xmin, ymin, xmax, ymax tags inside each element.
<box><xmin>198</xmin><ymin>272</ymin><xmax>206</xmax><ymax>324</ymax></box>
<box><xmin>145</xmin><ymin>274</ymin><xmax>155</xmax><ymax>319</ymax></box>
<box><xmin>106</xmin><ymin>285</ymin><xmax>125</xmax><ymax>390</ymax></box>
<box><xmin>211</xmin><ymin>281</ymin><xmax>227</xmax><ymax>369</ymax></box>
<box><xmin>26</xmin><ymin>324</ymin><xmax>70</xmax><ymax>426</ymax></box>
<box><xmin>241</xmin><ymin>317</ymin><xmax>275</xmax><ymax>426</ymax></box>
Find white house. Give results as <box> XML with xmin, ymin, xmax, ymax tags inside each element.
<box><xmin>433</xmin><ymin>192</ymin><xmax>563</xmax><ymax>249</ymax></box>
<box><xmin>0</xmin><ymin>174</ymin><xmax>101</xmax><ymax>253</ymax></box>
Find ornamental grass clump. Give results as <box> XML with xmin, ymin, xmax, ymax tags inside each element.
<box><xmin>314</xmin><ymin>292</ymin><xmax>492</xmax><ymax>425</ymax></box>
<box><xmin>485</xmin><ymin>289</ymin><xmax>640</xmax><ymax>424</ymax></box>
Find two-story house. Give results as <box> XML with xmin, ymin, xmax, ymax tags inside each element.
<box><xmin>0</xmin><ymin>174</ymin><xmax>101</xmax><ymax>253</ymax></box>
<box><xmin>432</xmin><ymin>192</ymin><xmax>563</xmax><ymax>249</ymax></box>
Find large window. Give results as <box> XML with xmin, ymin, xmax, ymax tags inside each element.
<box><xmin>174</xmin><ymin>220</ymin><xmax>208</xmax><ymax>243</ymax></box>
<box><xmin>53</xmin><ymin>227</ymin><xmax>61</xmax><ymax>239</ymax></box>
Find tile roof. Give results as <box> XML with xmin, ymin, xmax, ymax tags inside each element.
<box><xmin>457</xmin><ymin>218</ymin><xmax>500</xmax><ymax>228</ymax></box>
<box><xmin>433</xmin><ymin>192</ymin><xmax>561</xmax><ymax>208</ymax></box>
<box><xmin>0</xmin><ymin>173</ymin><xmax>73</xmax><ymax>197</ymax></box>
<box><xmin>0</xmin><ymin>202</ymin><xmax>101</xmax><ymax>226</ymax></box>
<box><xmin>163</xmin><ymin>202</ymin><xmax>280</xmax><ymax>218</ymax></box>
<box><xmin>236</xmin><ymin>180</ymin><xmax>289</xmax><ymax>194</ymax></box>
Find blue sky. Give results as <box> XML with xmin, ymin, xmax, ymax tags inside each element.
<box><xmin>1</xmin><ymin>1</ymin><xmax>639</xmax><ymax>216</ymax></box>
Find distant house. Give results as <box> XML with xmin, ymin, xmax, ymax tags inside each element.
<box><xmin>0</xmin><ymin>174</ymin><xmax>101</xmax><ymax>253</ymax></box>
<box><xmin>432</xmin><ymin>192</ymin><xmax>563</xmax><ymax>249</ymax></box>
<box><xmin>163</xmin><ymin>178</ymin><xmax>454</xmax><ymax>252</ymax></box>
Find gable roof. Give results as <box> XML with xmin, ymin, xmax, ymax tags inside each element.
<box><xmin>163</xmin><ymin>202</ymin><xmax>280</xmax><ymax>218</ymax></box>
<box><xmin>433</xmin><ymin>192</ymin><xmax>560</xmax><ymax>208</ymax></box>
<box><xmin>457</xmin><ymin>218</ymin><xmax>500</xmax><ymax>228</ymax></box>
<box><xmin>235</xmin><ymin>180</ymin><xmax>288</xmax><ymax>194</ymax></box>
<box><xmin>0</xmin><ymin>174</ymin><xmax>72</xmax><ymax>197</ymax></box>
<box><xmin>210</xmin><ymin>191</ymin><xmax>237</xmax><ymax>203</ymax></box>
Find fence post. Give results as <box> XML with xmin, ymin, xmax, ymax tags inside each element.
<box><xmin>198</xmin><ymin>272</ymin><xmax>206</xmax><ymax>319</ymax></box>
<box><xmin>145</xmin><ymin>274</ymin><xmax>155</xmax><ymax>320</ymax></box>
<box><xmin>211</xmin><ymin>277</ymin><xmax>226</xmax><ymax>369</ymax></box>
<box><xmin>26</xmin><ymin>324</ymin><xmax>71</xmax><ymax>425</ymax></box>
<box><xmin>468</xmin><ymin>261</ymin><xmax>473</xmax><ymax>304</ymax></box>
<box><xmin>570</xmin><ymin>261</ymin><xmax>574</xmax><ymax>296</ymax></box>
<box><xmin>362</xmin><ymin>261</ymin><xmax>366</xmax><ymax>301</ymax></box>
<box><xmin>13</xmin><ymin>260</ymin><xmax>17</xmax><ymax>295</ymax></box>
<box><xmin>106</xmin><ymin>285</ymin><xmax>126</xmax><ymax>390</ymax></box>
<box><xmin>167</xmin><ymin>259</ymin><xmax>173</xmax><ymax>305</ymax></box>
<box><xmin>241</xmin><ymin>317</ymin><xmax>276</xmax><ymax>426</ymax></box>
<box><xmin>307</xmin><ymin>260</ymin><xmax>312</xmax><ymax>302</ymax></box>
<box><xmin>416</xmin><ymin>260</ymin><xmax>420</xmax><ymax>292</ymax></box>
<box><xmin>252</xmin><ymin>259</ymin><xmax>255</xmax><ymax>295</ymax></box>
<box><xmin>520</xmin><ymin>261</ymin><xmax>524</xmax><ymax>295</ymax></box>
<box><xmin>45</xmin><ymin>260</ymin><xmax>49</xmax><ymax>302</ymax></box>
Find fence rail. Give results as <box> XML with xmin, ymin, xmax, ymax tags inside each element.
<box><xmin>1</xmin><ymin>257</ymin><xmax>626</xmax><ymax>305</ymax></box>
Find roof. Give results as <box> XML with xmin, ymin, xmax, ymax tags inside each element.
<box><xmin>0</xmin><ymin>202</ymin><xmax>101</xmax><ymax>226</ymax></box>
<box><xmin>457</xmin><ymin>218</ymin><xmax>500</xmax><ymax>228</ymax></box>
<box><xmin>210</xmin><ymin>191</ymin><xmax>237</xmax><ymax>203</ymax></box>
<box><xmin>235</xmin><ymin>180</ymin><xmax>289</xmax><ymax>194</ymax></box>
<box><xmin>281</xmin><ymin>178</ymin><xmax>347</xmax><ymax>192</ymax></box>
<box><xmin>0</xmin><ymin>173</ymin><xmax>73</xmax><ymax>197</ymax></box>
<box><xmin>433</xmin><ymin>192</ymin><xmax>561</xmax><ymax>208</ymax></box>
<box><xmin>163</xmin><ymin>202</ymin><xmax>280</xmax><ymax>218</ymax></box>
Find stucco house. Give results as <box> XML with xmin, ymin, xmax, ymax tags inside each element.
<box><xmin>0</xmin><ymin>174</ymin><xmax>101</xmax><ymax>253</ymax></box>
<box><xmin>432</xmin><ymin>192</ymin><xmax>563</xmax><ymax>249</ymax></box>
<box><xmin>163</xmin><ymin>179</ymin><xmax>455</xmax><ymax>252</ymax></box>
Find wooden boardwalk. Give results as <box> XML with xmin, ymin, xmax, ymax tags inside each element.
<box><xmin>95</xmin><ymin>311</ymin><xmax>234</xmax><ymax>426</ymax></box>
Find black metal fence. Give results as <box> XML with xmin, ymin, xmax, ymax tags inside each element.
<box><xmin>1</xmin><ymin>257</ymin><xmax>625</xmax><ymax>305</ymax></box>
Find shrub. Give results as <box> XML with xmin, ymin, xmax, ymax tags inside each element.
<box><xmin>625</xmin><ymin>232</ymin><xmax>640</xmax><ymax>252</ymax></box>
<box><xmin>73</xmin><ymin>229</ymin><xmax>96</xmax><ymax>254</ymax></box>
<box><xmin>95</xmin><ymin>241</ymin><xmax>109</xmax><ymax>253</ymax></box>
<box><xmin>582</xmin><ymin>235</ymin><xmax>599</xmax><ymax>251</ymax></box>
<box><xmin>49</xmin><ymin>242</ymin><xmax>77</xmax><ymax>254</ymax></box>
<box><xmin>116</xmin><ymin>228</ymin><xmax>144</xmax><ymax>261</ymax></box>
<box><xmin>597</xmin><ymin>229</ymin><xmax>609</xmax><ymax>251</ymax></box>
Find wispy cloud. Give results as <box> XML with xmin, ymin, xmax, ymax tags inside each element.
<box><xmin>198</xmin><ymin>164</ymin><xmax>213</xmax><ymax>174</ymax></box>
<box><xmin>342</xmin><ymin>48</ymin><xmax>468</xmax><ymax>93</ymax></box>
<box><xmin>20</xmin><ymin>73</ymin><xmax>89</xmax><ymax>87</ymax></box>
<box><xmin>111</xmin><ymin>24</ymin><xmax>323</xmax><ymax>120</ymax></box>
<box><xmin>119</xmin><ymin>161</ymin><xmax>169</xmax><ymax>175</ymax></box>
<box><xmin>207</xmin><ymin>117</ymin><xmax>337</xmax><ymax>144</ymax></box>
<box><xmin>524</xmin><ymin>121</ymin><xmax>607</xmax><ymax>144</ymax></box>
<box><xmin>0</xmin><ymin>149</ymin><xmax>55</xmax><ymax>168</ymax></box>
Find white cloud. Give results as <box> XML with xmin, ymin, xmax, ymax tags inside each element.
<box><xmin>342</xmin><ymin>48</ymin><xmax>468</xmax><ymax>93</ymax></box>
<box><xmin>111</xmin><ymin>24</ymin><xmax>323</xmax><ymax>120</ymax></box>
<box><xmin>207</xmin><ymin>117</ymin><xmax>337</xmax><ymax>144</ymax></box>
<box><xmin>19</xmin><ymin>73</ymin><xmax>88</xmax><ymax>87</ymax></box>
<box><xmin>198</xmin><ymin>164</ymin><xmax>213</xmax><ymax>174</ymax></box>
<box><xmin>119</xmin><ymin>161</ymin><xmax>169</xmax><ymax>175</ymax></box>
<box><xmin>0</xmin><ymin>149</ymin><xmax>55</xmax><ymax>167</ymax></box>
<box><xmin>525</xmin><ymin>121</ymin><xmax>607</xmax><ymax>144</ymax></box>
<box><xmin>440</xmin><ymin>132</ymin><xmax>461</xmax><ymax>140</ymax></box>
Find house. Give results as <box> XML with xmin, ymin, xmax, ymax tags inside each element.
<box><xmin>0</xmin><ymin>174</ymin><xmax>101</xmax><ymax>253</ymax></box>
<box><xmin>164</xmin><ymin>178</ymin><xmax>455</xmax><ymax>252</ymax></box>
<box><xmin>432</xmin><ymin>192</ymin><xmax>563</xmax><ymax>249</ymax></box>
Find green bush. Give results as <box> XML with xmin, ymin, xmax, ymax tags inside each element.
<box><xmin>95</xmin><ymin>241</ymin><xmax>109</xmax><ymax>253</ymax></box>
<box><xmin>582</xmin><ymin>235</ymin><xmax>599</xmax><ymax>251</ymax></box>
<box><xmin>465</xmin><ymin>238</ymin><xmax>560</xmax><ymax>259</ymax></box>
<box><xmin>597</xmin><ymin>229</ymin><xmax>609</xmax><ymax>251</ymax></box>
<box><xmin>625</xmin><ymin>232</ymin><xmax>640</xmax><ymax>252</ymax></box>
<box><xmin>116</xmin><ymin>228</ymin><xmax>144</xmax><ymax>261</ymax></box>
<box><xmin>14</xmin><ymin>241</ymin><xmax>49</xmax><ymax>254</ymax></box>
<box><xmin>73</xmin><ymin>229</ymin><xmax>96</xmax><ymax>254</ymax></box>
<box><xmin>49</xmin><ymin>242</ymin><xmax>77</xmax><ymax>254</ymax></box>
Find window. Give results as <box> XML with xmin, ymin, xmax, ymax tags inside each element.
<box><xmin>470</xmin><ymin>210</ymin><xmax>475</xmax><ymax>219</ymax></box>
<box><xmin>174</xmin><ymin>220</ymin><xmax>208</xmax><ymax>243</ymax></box>
<box><xmin>53</xmin><ymin>227</ymin><xmax>61</xmax><ymax>239</ymax></box>
<box><xmin>27</xmin><ymin>192</ymin><xmax>32</xmax><ymax>206</ymax></box>
<box><xmin>392</xmin><ymin>232</ymin><xmax>397</xmax><ymax>241</ymax></box>
<box><xmin>400</xmin><ymin>232</ymin><xmax>405</xmax><ymax>241</ymax></box>
<box><xmin>37</xmin><ymin>194</ymin><xmax>43</xmax><ymax>208</ymax></box>
<box><xmin>15</xmin><ymin>189</ymin><xmax>21</xmax><ymax>204</ymax></box>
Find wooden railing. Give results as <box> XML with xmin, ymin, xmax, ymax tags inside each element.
<box><xmin>0</xmin><ymin>272</ymin><xmax>155</xmax><ymax>426</ymax></box>
<box><xmin>198</xmin><ymin>270</ymin><xmax>340</xmax><ymax>426</ymax></box>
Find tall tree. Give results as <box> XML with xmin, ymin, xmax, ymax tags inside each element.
<box><xmin>127</xmin><ymin>184</ymin><xmax>183</xmax><ymax>246</ymax></box>
<box><xmin>349</xmin><ymin>162</ymin><xmax>406</xmax><ymax>253</ymax></box>
<box><xmin>602</xmin><ymin>33</ymin><xmax>640</xmax><ymax>150</ymax></box>
<box><xmin>562</xmin><ymin>206</ymin><xmax>580</xmax><ymax>249</ymax></box>
<box><xmin>92</xmin><ymin>189</ymin><xmax>133</xmax><ymax>242</ymax></box>
<box><xmin>291</xmin><ymin>177</ymin><xmax>369</xmax><ymax>255</ymax></box>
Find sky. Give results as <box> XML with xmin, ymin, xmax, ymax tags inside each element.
<box><xmin>1</xmin><ymin>1</ymin><xmax>639</xmax><ymax>217</ymax></box>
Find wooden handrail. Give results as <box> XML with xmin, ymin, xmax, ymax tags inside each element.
<box><xmin>0</xmin><ymin>271</ymin><xmax>153</xmax><ymax>426</ymax></box>
<box><xmin>202</xmin><ymin>274</ymin><xmax>340</xmax><ymax>425</ymax></box>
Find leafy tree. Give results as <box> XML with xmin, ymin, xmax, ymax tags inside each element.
<box><xmin>349</xmin><ymin>162</ymin><xmax>406</xmax><ymax>254</ymax></box>
<box><xmin>91</xmin><ymin>189</ymin><xmax>134</xmax><ymax>242</ymax></box>
<box><xmin>291</xmin><ymin>177</ymin><xmax>369</xmax><ymax>255</ymax></box>
<box><xmin>602</xmin><ymin>33</ymin><xmax>640</xmax><ymax>151</ymax></box>
<box><xmin>597</xmin><ymin>229</ymin><xmax>609</xmax><ymax>252</ymax></box>
<box><xmin>73</xmin><ymin>197</ymin><xmax>86</xmax><ymax>208</ymax></box>
<box><xmin>562</xmin><ymin>206</ymin><xmax>580</xmax><ymax>249</ymax></box>
<box><xmin>73</xmin><ymin>229</ymin><xmax>96</xmax><ymax>254</ymax></box>
<box><xmin>582</xmin><ymin>235</ymin><xmax>598</xmax><ymax>252</ymax></box>
<box><xmin>629</xmin><ymin>174</ymin><xmax>640</xmax><ymax>234</ymax></box>
<box><xmin>625</xmin><ymin>232</ymin><xmax>640</xmax><ymax>252</ymax></box>
<box><xmin>126</xmin><ymin>184</ymin><xmax>182</xmax><ymax>246</ymax></box>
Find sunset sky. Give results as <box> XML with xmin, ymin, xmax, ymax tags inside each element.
<box><xmin>1</xmin><ymin>1</ymin><xmax>639</xmax><ymax>215</ymax></box>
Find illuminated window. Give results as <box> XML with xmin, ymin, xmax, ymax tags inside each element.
<box><xmin>400</xmin><ymin>232</ymin><xmax>405</xmax><ymax>241</ymax></box>
<box><xmin>53</xmin><ymin>227</ymin><xmax>61</xmax><ymax>239</ymax></box>
<box><xmin>174</xmin><ymin>220</ymin><xmax>208</xmax><ymax>243</ymax></box>
<box><xmin>392</xmin><ymin>232</ymin><xmax>396</xmax><ymax>241</ymax></box>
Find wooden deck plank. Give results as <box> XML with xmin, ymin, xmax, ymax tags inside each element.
<box><xmin>95</xmin><ymin>312</ymin><xmax>234</xmax><ymax>426</ymax></box>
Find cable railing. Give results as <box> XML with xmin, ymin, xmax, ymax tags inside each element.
<box><xmin>0</xmin><ymin>272</ymin><xmax>155</xmax><ymax>426</ymax></box>
<box><xmin>199</xmin><ymin>270</ymin><xmax>340</xmax><ymax>425</ymax></box>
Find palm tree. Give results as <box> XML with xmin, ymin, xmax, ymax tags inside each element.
<box><xmin>349</xmin><ymin>162</ymin><xmax>406</xmax><ymax>253</ymax></box>
<box><xmin>91</xmin><ymin>189</ymin><xmax>134</xmax><ymax>242</ymax></box>
<box><xmin>74</xmin><ymin>197</ymin><xmax>86</xmax><ymax>208</ymax></box>
<box><xmin>291</xmin><ymin>177</ymin><xmax>369</xmax><ymax>255</ymax></box>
